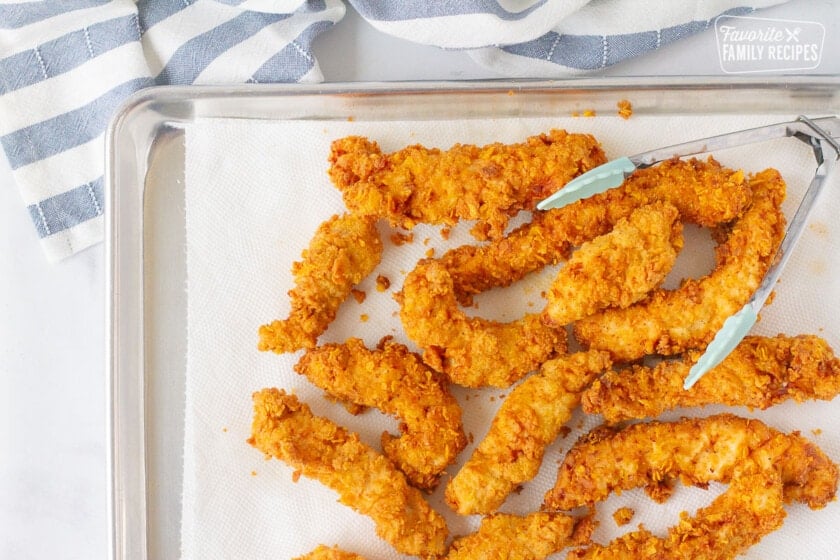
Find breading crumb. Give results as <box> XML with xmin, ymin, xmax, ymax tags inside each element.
<box><xmin>613</xmin><ymin>506</ymin><xmax>635</xmax><ymax>526</ymax></box>
<box><xmin>617</xmin><ymin>99</ymin><xmax>633</xmax><ymax>119</ymax></box>
<box><xmin>376</xmin><ymin>275</ymin><xmax>391</xmax><ymax>292</ymax></box>
<box><xmin>351</xmin><ymin>289</ymin><xmax>366</xmax><ymax>304</ymax></box>
<box><xmin>390</xmin><ymin>231</ymin><xmax>414</xmax><ymax>246</ymax></box>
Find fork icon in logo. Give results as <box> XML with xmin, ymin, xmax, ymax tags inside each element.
<box><xmin>785</xmin><ymin>27</ymin><xmax>802</xmax><ymax>42</ymax></box>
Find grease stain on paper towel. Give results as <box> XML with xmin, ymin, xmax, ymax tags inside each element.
<box><xmin>809</xmin><ymin>221</ymin><xmax>829</xmax><ymax>239</ymax></box>
<box><xmin>808</xmin><ymin>259</ymin><xmax>827</xmax><ymax>276</ymax></box>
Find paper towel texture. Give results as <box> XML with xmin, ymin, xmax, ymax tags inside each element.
<box><xmin>184</xmin><ymin>114</ymin><xmax>840</xmax><ymax>559</ymax></box>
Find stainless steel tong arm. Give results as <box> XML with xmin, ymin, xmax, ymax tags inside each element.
<box><xmin>633</xmin><ymin>115</ymin><xmax>840</xmax><ymax>168</ymax></box>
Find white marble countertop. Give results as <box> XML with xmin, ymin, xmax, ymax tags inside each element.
<box><xmin>1</xmin><ymin>2</ymin><xmax>837</xmax><ymax>558</ymax></box>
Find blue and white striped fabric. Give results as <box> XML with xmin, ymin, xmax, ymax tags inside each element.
<box><xmin>0</xmin><ymin>0</ymin><xmax>344</xmax><ymax>261</ymax></box>
<box><xmin>350</xmin><ymin>0</ymin><xmax>788</xmax><ymax>74</ymax></box>
<box><xmin>1</xmin><ymin>0</ymin><xmax>787</xmax><ymax>261</ymax></box>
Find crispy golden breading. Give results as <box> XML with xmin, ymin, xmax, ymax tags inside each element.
<box><xmin>440</xmin><ymin>157</ymin><xmax>749</xmax><ymax>306</ymax></box>
<box><xmin>294</xmin><ymin>337</ymin><xmax>467</xmax><ymax>489</ymax></box>
<box><xmin>446</xmin><ymin>512</ymin><xmax>582</xmax><ymax>560</ymax></box>
<box><xmin>583</xmin><ymin>334</ymin><xmax>840</xmax><ymax>423</ymax></box>
<box><xmin>543</xmin><ymin>414</ymin><xmax>838</xmax><ymax>511</ymax></box>
<box><xmin>446</xmin><ymin>351</ymin><xmax>612</xmax><ymax>514</ymax></box>
<box><xmin>248</xmin><ymin>389</ymin><xmax>448</xmax><ymax>559</ymax></box>
<box><xmin>570</xmin><ymin>470</ymin><xmax>786</xmax><ymax>560</ymax></box>
<box><xmin>328</xmin><ymin>130</ymin><xmax>606</xmax><ymax>240</ymax></box>
<box><xmin>396</xmin><ymin>259</ymin><xmax>567</xmax><ymax>388</ymax></box>
<box><xmin>627</xmin><ymin>157</ymin><xmax>751</xmax><ymax>227</ymax></box>
<box><xmin>574</xmin><ymin>168</ymin><xmax>786</xmax><ymax>362</ymax></box>
<box><xmin>543</xmin><ymin>202</ymin><xmax>683</xmax><ymax>326</ymax></box>
<box><xmin>294</xmin><ymin>545</ymin><xmax>369</xmax><ymax>560</ymax></box>
<box><xmin>258</xmin><ymin>214</ymin><xmax>383</xmax><ymax>354</ymax></box>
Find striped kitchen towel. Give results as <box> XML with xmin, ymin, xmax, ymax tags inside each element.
<box><xmin>350</xmin><ymin>0</ymin><xmax>788</xmax><ymax>75</ymax></box>
<box><xmin>0</xmin><ymin>0</ymin><xmax>344</xmax><ymax>261</ymax></box>
<box><xmin>1</xmin><ymin>0</ymin><xmax>788</xmax><ymax>261</ymax></box>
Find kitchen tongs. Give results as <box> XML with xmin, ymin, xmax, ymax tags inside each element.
<box><xmin>538</xmin><ymin>115</ymin><xmax>840</xmax><ymax>389</ymax></box>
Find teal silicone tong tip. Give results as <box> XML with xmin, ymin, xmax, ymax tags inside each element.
<box><xmin>536</xmin><ymin>156</ymin><xmax>636</xmax><ymax>211</ymax></box>
<box><xmin>683</xmin><ymin>305</ymin><xmax>758</xmax><ymax>390</ymax></box>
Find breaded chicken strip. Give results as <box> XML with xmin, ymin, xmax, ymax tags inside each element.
<box><xmin>543</xmin><ymin>202</ymin><xmax>683</xmax><ymax>326</ymax></box>
<box><xmin>574</xmin><ymin>168</ymin><xmax>786</xmax><ymax>362</ymax></box>
<box><xmin>294</xmin><ymin>545</ymin><xmax>368</xmax><ymax>560</ymax></box>
<box><xmin>396</xmin><ymin>259</ymin><xmax>567</xmax><ymax>388</ymax></box>
<box><xmin>446</xmin><ymin>512</ymin><xmax>584</xmax><ymax>560</ymax></box>
<box><xmin>258</xmin><ymin>213</ymin><xmax>383</xmax><ymax>354</ymax></box>
<box><xmin>294</xmin><ymin>337</ymin><xmax>467</xmax><ymax>489</ymax></box>
<box><xmin>583</xmin><ymin>334</ymin><xmax>840</xmax><ymax>423</ymax></box>
<box><xmin>328</xmin><ymin>130</ymin><xmax>606</xmax><ymax>240</ymax></box>
<box><xmin>446</xmin><ymin>351</ymin><xmax>612</xmax><ymax>514</ymax></box>
<box><xmin>543</xmin><ymin>413</ymin><xmax>838</xmax><ymax>511</ymax></box>
<box><xmin>248</xmin><ymin>389</ymin><xmax>448</xmax><ymax>559</ymax></box>
<box><xmin>569</xmin><ymin>470</ymin><xmax>786</xmax><ymax>560</ymax></box>
<box><xmin>440</xmin><ymin>157</ymin><xmax>749</xmax><ymax>306</ymax></box>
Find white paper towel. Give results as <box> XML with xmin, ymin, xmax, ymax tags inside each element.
<box><xmin>183</xmin><ymin>114</ymin><xmax>840</xmax><ymax>560</ymax></box>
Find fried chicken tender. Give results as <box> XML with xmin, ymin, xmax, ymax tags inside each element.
<box><xmin>543</xmin><ymin>413</ymin><xmax>838</xmax><ymax>511</ymax></box>
<box><xmin>574</xmin><ymin>168</ymin><xmax>786</xmax><ymax>362</ymax></box>
<box><xmin>396</xmin><ymin>259</ymin><xmax>567</xmax><ymax>388</ymax></box>
<box><xmin>248</xmin><ymin>389</ymin><xmax>448</xmax><ymax>559</ymax></box>
<box><xmin>570</xmin><ymin>470</ymin><xmax>786</xmax><ymax>560</ymax></box>
<box><xmin>258</xmin><ymin>214</ymin><xmax>383</xmax><ymax>354</ymax></box>
<box><xmin>543</xmin><ymin>201</ymin><xmax>683</xmax><ymax>326</ymax></box>
<box><xmin>583</xmin><ymin>334</ymin><xmax>840</xmax><ymax>423</ymax></box>
<box><xmin>440</xmin><ymin>157</ymin><xmax>749</xmax><ymax>306</ymax></box>
<box><xmin>294</xmin><ymin>337</ymin><xmax>467</xmax><ymax>489</ymax></box>
<box><xmin>446</xmin><ymin>512</ymin><xmax>583</xmax><ymax>560</ymax></box>
<box><xmin>294</xmin><ymin>545</ymin><xmax>368</xmax><ymax>560</ymax></box>
<box><xmin>446</xmin><ymin>351</ymin><xmax>612</xmax><ymax>514</ymax></box>
<box><xmin>328</xmin><ymin>130</ymin><xmax>606</xmax><ymax>240</ymax></box>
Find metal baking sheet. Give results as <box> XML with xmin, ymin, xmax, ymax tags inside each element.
<box><xmin>107</xmin><ymin>78</ymin><xmax>840</xmax><ymax>560</ymax></box>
